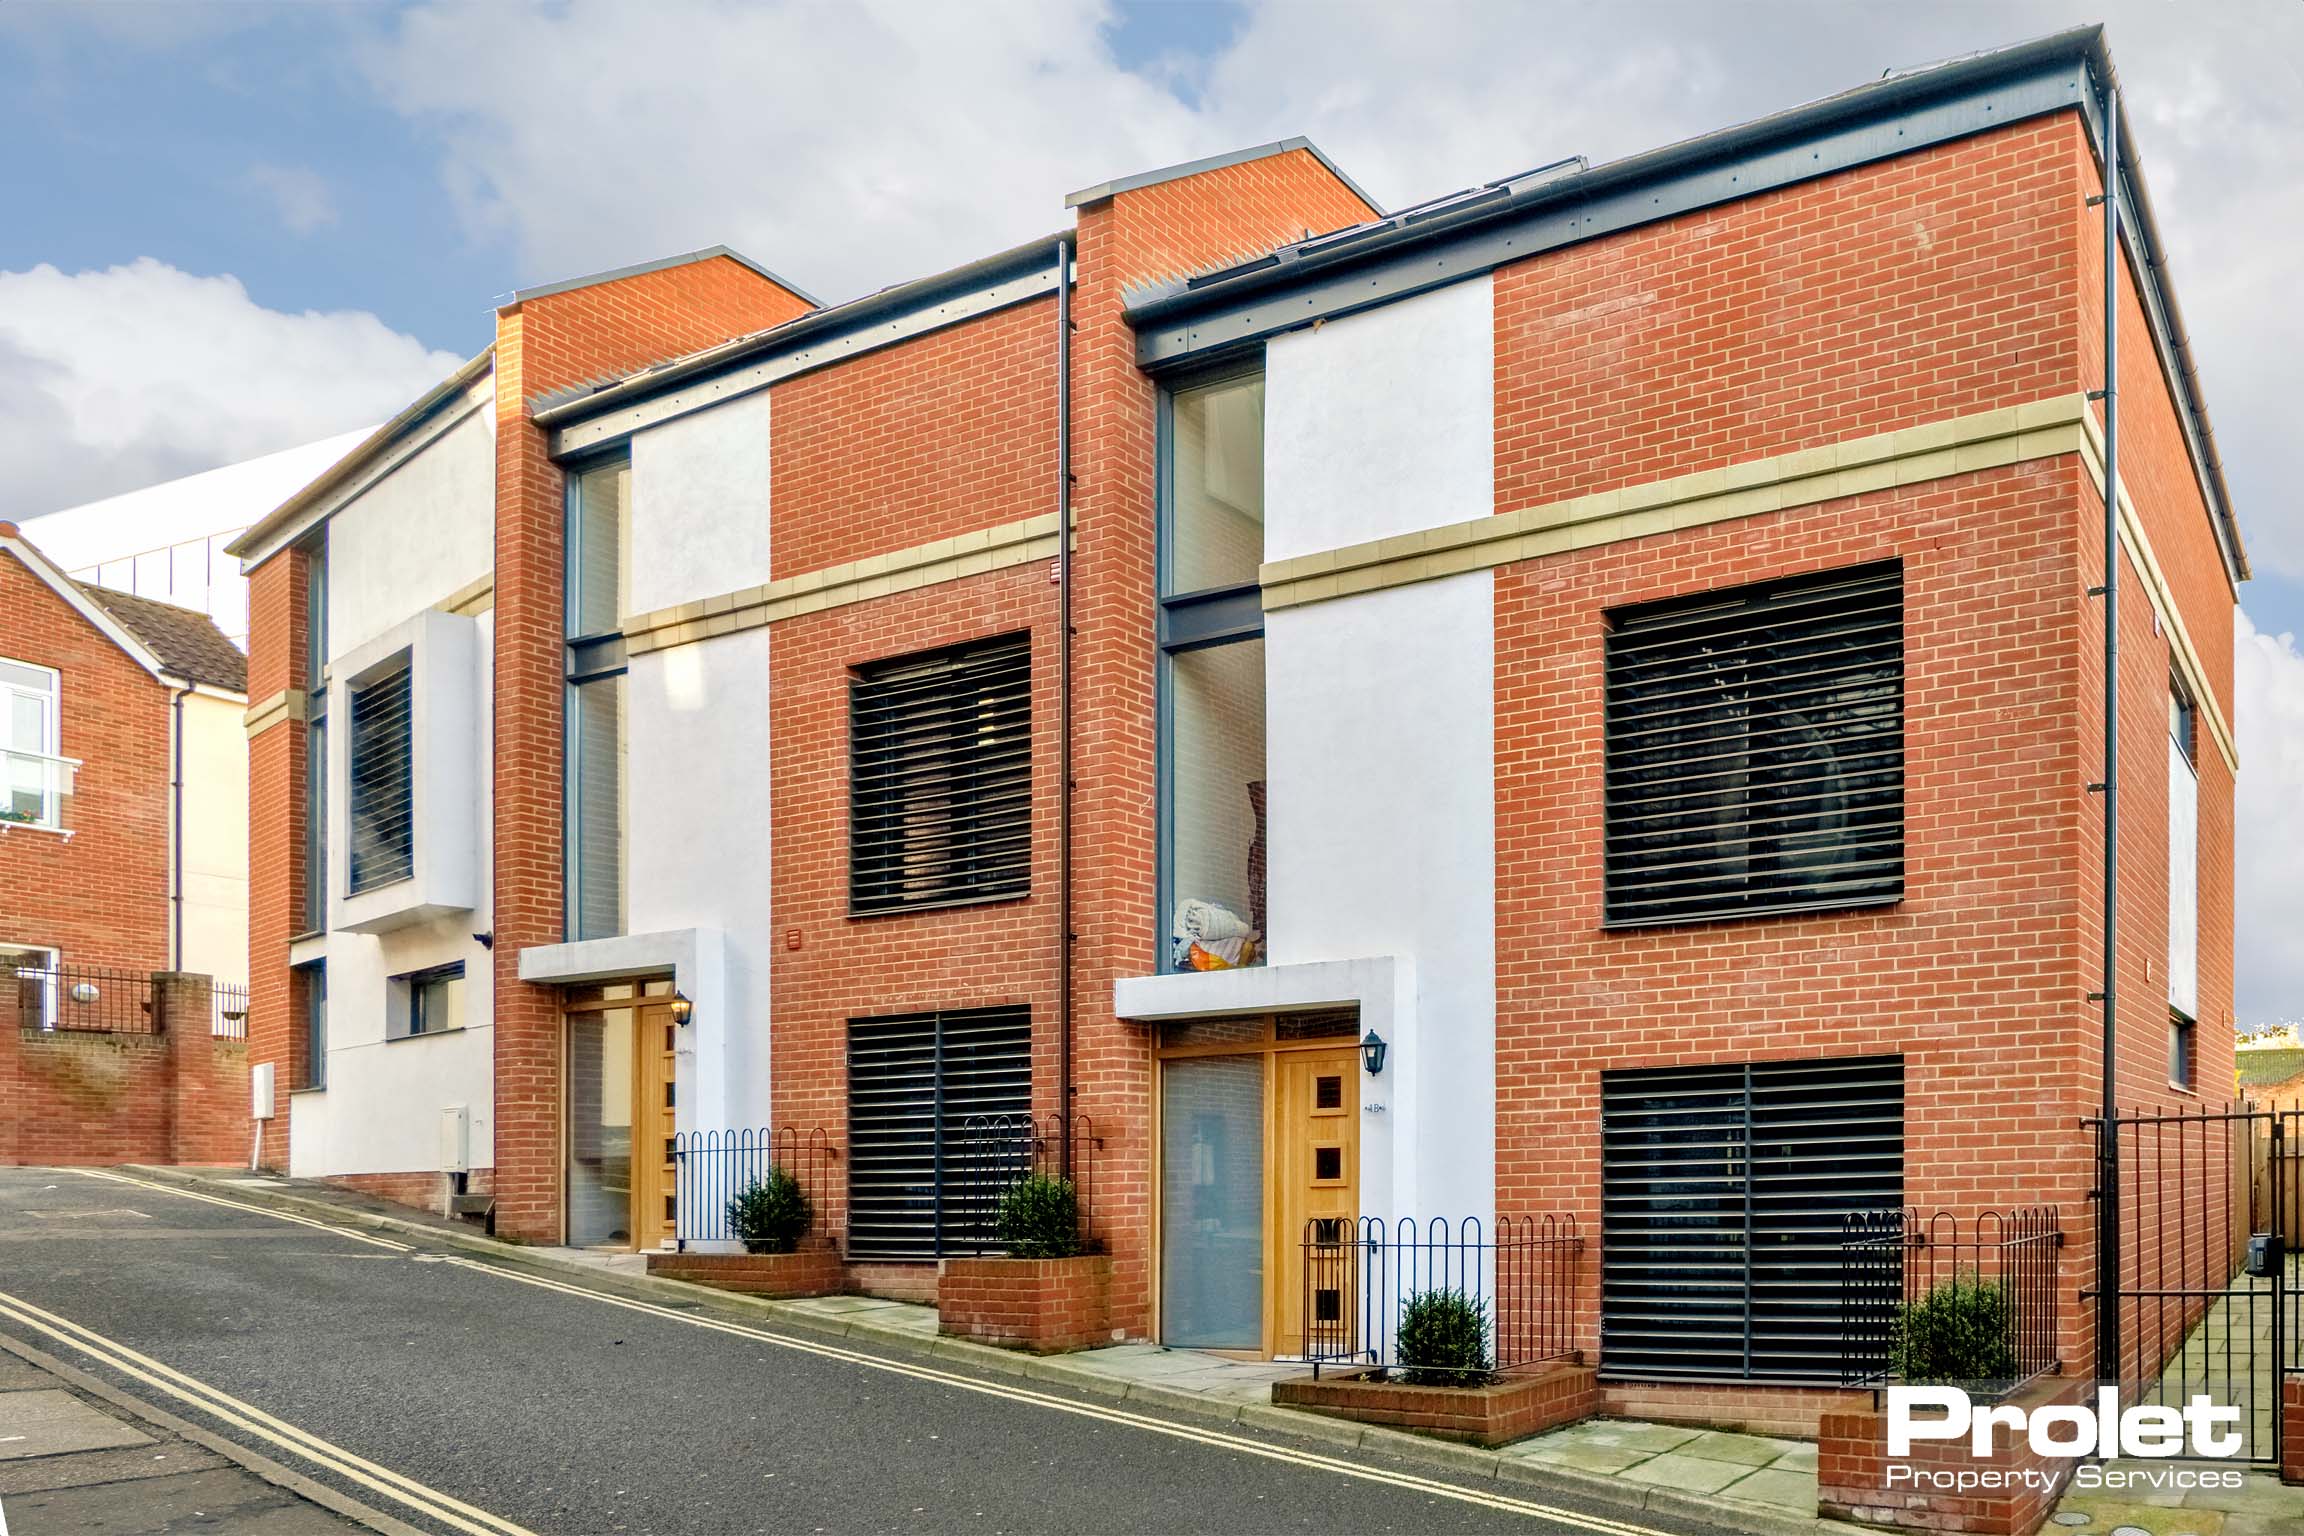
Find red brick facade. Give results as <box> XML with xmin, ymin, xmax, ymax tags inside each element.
<box><xmin>0</xmin><ymin>538</ymin><xmax>177</xmax><ymax>976</ymax></box>
<box><xmin>937</xmin><ymin>1254</ymin><xmax>1114</xmax><ymax>1353</ymax></box>
<box><xmin>0</xmin><ymin>973</ymin><xmax>247</xmax><ymax>1167</ymax></box>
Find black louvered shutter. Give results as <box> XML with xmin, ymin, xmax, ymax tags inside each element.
<box><xmin>1603</xmin><ymin>562</ymin><xmax>1903</xmax><ymax>927</ymax></box>
<box><xmin>849</xmin><ymin>634</ymin><xmax>1032</xmax><ymax>915</ymax></box>
<box><xmin>846</xmin><ymin>1006</ymin><xmax>1031</xmax><ymax>1260</ymax></box>
<box><xmin>1600</xmin><ymin>1055</ymin><xmax>1903</xmax><ymax>1383</ymax></box>
<box><xmin>347</xmin><ymin>657</ymin><xmax>414</xmax><ymax>893</ymax></box>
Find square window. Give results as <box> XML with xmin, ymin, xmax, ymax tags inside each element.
<box><xmin>392</xmin><ymin>962</ymin><xmax>464</xmax><ymax>1040</ymax></box>
<box><xmin>1313</xmin><ymin>1145</ymin><xmax>1342</xmax><ymax>1181</ymax></box>
<box><xmin>1314</xmin><ymin>1075</ymin><xmax>1343</xmax><ymax>1111</ymax></box>
<box><xmin>1603</xmin><ymin>563</ymin><xmax>1903</xmax><ymax>927</ymax></box>
<box><xmin>1314</xmin><ymin>1287</ymin><xmax>1341</xmax><ymax>1324</ymax></box>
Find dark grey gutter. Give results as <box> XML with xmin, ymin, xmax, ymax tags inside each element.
<box><xmin>1124</xmin><ymin>25</ymin><xmax>2243</xmax><ymax>585</ymax></box>
<box><xmin>534</xmin><ymin>233</ymin><xmax>1072</xmax><ymax>434</ymax></box>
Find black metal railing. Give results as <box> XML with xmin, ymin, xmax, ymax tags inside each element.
<box><xmin>211</xmin><ymin>982</ymin><xmax>250</xmax><ymax>1039</ymax></box>
<box><xmin>943</xmin><ymin>1112</ymin><xmax>1103</xmax><ymax>1256</ymax></box>
<box><xmin>1304</xmin><ymin>1216</ymin><xmax>1583</xmax><ymax>1382</ymax></box>
<box><xmin>7</xmin><ymin>966</ymin><xmax>157</xmax><ymax>1035</ymax></box>
<box><xmin>1840</xmin><ymin>1207</ymin><xmax>2063</xmax><ymax>1394</ymax></box>
<box><xmin>671</xmin><ymin>1126</ymin><xmax>841</xmax><ymax>1250</ymax></box>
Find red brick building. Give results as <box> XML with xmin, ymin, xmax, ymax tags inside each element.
<box><xmin>238</xmin><ymin>27</ymin><xmax>2240</xmax><ymax>1435</ymax></box>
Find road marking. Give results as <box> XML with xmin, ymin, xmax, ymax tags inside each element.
<box><xmin>444</xmin><ymin>1258</ymin><xmax>1678</xmax><ymax>1535</ymax></box>
<box><xmin>65</xmin><ymin>1169</ymin><xmax>411</xmax><ymax>1253</ymax></box>
<box><xmin>0</xmin><ymin>1287</ymin><xmax>529</xmax><ymax>1536</ymax></box>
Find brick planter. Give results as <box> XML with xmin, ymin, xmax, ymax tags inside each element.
<box><xmin>937</xmin><ymin>1255</ymin><xmax>1111</xmax><ymax>1353</ymax></box>
<box><xmin>2284</xmin><ymin>1376</ymin><xmax>2304</xmax><ymax>1486</ymax></box>
<box><xmin>1819</xmin><ymin>1375</ymin><xmax>2087</xmax><ymax>1536</ymax></box>
<box><xmin>646</xmin><ymin>1244</ymin><xmax>847</xmax><ymax>1299</ymax></box>
<box><xmin>1273</xmin><ymin>1361</ymin><xmax>1598</xmax><ymax>1448</ymax></box>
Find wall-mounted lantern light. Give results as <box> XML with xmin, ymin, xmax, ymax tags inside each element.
<box><xmin>669</xmin><ymin>991</ymin><xmax>695</xmax><ymax>1026</ymax></box>
<box><xmin>1360</xmin><ymin>1029</ymin><xmax>1387</xmax><ymax>1077</ymax></box>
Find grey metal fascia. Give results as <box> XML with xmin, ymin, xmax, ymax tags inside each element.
<box><xmin>1129</xmin><ymin>54</ymin><xmax>2093</xmax><ymax>364</ymax></box>
<box><xmin>1065</xmin><ymin>137</ymin><xmax>1383</xmax><ymax>217</ymax></box>
<box><xmin>497</xmin><ymin>245</ymin><xmax>822</xmax><ymax>309</ymax></box>
<box><xmin>548</xmin><ymin>258</ymin><xmax>1066</xmax><ymax>457</ymax></box>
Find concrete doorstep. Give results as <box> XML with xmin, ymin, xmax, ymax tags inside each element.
<box><xmin>135</xmin><ymin>1164</ymin><xmax>1854</xmax><ymax>1536</ymax></box>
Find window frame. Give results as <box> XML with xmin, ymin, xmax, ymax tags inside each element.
<box><xmin>0</xmin><ymin>656</ymin><xmax>67</xmax><ymax>831</ymax></box>
<box><xmin>563</xmin><ymin>450</ymin><xmax>632</xmax><ymax>943</ymax></box>
<box><xmin>2</xmin><ymin>941</ymin><xmax>61</xmax><ymax>1031</ymax></box>
<box><xmin>391</xmin><ymin>961</ymin><xmax>466</xmax><ymax>1041</ymax></box>
<box><xmin>295</xmin><ymin>958</ymin><xmax>327</xmax><ymax>1089</ymax></box>
<box><xmin>1155</xmin><ymin>357</ymin><xmax>1269</xmax><ymax>973</ymax></box>
<box><xmin>2168</xmin><ymin>1009</ymin><xmax>2197</xmax><ymax>1092</ymax></box>
<box><xmin>344</xmin><ymin>649</ymin><xmax>416</xmax><ymax>896</ymax></box>
<box><xmin>301</xmin><ymin>530</ymin><xmax>329</xmax><ymax>934</ymax></box>
<box><xmin>846</xmin><ymin>632</ymin><xmax>1034</xmax><ymax>917</ymax></box>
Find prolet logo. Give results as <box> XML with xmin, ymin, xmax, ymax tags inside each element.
<box><xmin>1889</xmin><ymin>1384</ymin><xmax>2243</xmax><ymax>1459</ymax></box>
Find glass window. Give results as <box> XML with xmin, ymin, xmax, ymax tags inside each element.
<box><xmin>1168</xmin><ymin>640</ymin><xmax>1266</xmax><ymax>970</ymax></box>
<box><xmin>347</xmin><ymin>654</ymin><xmax>415</xmax><ymax>894</ymax></box>
<box><xmin>3</xmin><ymin>942</ymin><xmax>59</xmax><ymax>1031</ymax></box>
<box><xmin>2169</xmin><ymin>1011</ymin><xmax>2196</xmax><ymax>1091</ymax></box>
<box><xmin>1160</xmin><ymin>367</ymin><xmax>1268</xmax><ymax>973</ymax></box>
<box><xmin>568</xmin><ymin>674</ymin><xmax>627</xmax><ymax>941</ymax></box>
<box><xmin>1166</xmin><ymin>375</ymin><xmax>1264</xmax><ymax>598</ymax></box>
<box><xmin>568</xmin><ymin>1003</ymin><xmax>636</xmax><ymax>1246</ymax></box>
<box><xmin>391</xmin><ymin>962</ymin><xmax>465</xmax><ymax>1040</ymax></box>
<box><xmin>1</xmin><ymin>658</ymin><xmax>65</xmax><ymax>829</ymax></box>
<box><xmin>568</xmin><ymin>458</ymin><xmax>630</xmax><ymax>640</ymax></box>
<box><xmin>297</xmin><ymin>960</ymin><xmax>327</xmax><ymax>1088</ymax></box>
<box><xmin>303</xmin><ymin>535</ymin><xmax>328</xmax><ymax>930</ymax></box>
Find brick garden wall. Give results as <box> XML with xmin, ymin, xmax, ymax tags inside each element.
<box><xmin>0</xmin><ymin>973</ymin><xmax>249</xmax><ymax>1167</ymax></box>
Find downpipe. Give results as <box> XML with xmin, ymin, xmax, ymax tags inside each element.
<box><xmin>2091</xmin><ymin>77</ymin><xmax>2124</xmax><ymax>1387</ymax></box>
<box><xmin>1054</xmin><ymin>236</ymin><xmax>1076</xmax><ymax>1178</ymax></box>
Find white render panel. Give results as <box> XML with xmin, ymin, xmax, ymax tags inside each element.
<box><xmin>627</xmin><ymin>629</ymin><xmax>774</xmax><ymax>1132</ymax></box>
<box><xmin>1265</xmin><ymin>569</ymin><xmax>1496</xmax><ymax>1230</ymax></box>
<box><xmin>1263</xmin><ymin>275</ymin><xmax>1494</xmax><ymax>562</ymax></box>
<box><xmin>629</xmin><ymin>393</ymin><xmax>773</xmax><ymax>615</ymax></box>
<box><xmin>325</xmin><ymin>408</ymin><xmax>493</xmax><ymax>658</ymax></box>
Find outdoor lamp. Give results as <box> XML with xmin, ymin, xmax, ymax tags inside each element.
<box><xmin>69</xmin><ymin>981</ymin><xmax>99</xmax><ymax>1005</ymax></box>
<box><xmin>669</xmin><ymin>991</ymin><xmax>695</xmax><ymax>1026</ymax></box>
<box><xmin>1360</xmin><ymin>1029</ymin><xmax>1387</xmax><ymax>1076</ymax></box>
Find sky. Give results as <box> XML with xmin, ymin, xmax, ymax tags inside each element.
<box><xmin>1</xmin><ymin>0</ymin><xmax>2297</xmax><ymax>1028</ymax></box>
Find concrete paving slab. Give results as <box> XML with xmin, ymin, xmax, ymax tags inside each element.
<box><xmin>1615</xmin><ymin>1450</ymin><xmax>1753</xmax><ymax>1495</ymax></box>
<box><xmin>1549</xmin><ymin>1420</ymin><xmax>1705</xmax><ymax>1455</ymax></box>
<box><xmin>0</xmin><ymin>1390</ymin><xmax>153</xmax><ymax>1459</ymax></box>
<box><xmin>1504</xmin><ymin>1438</ymin><xmax>1653</xmax><ymax>1474</ymax></box>
<box><xmin>1769</xmin><ymin>1443</ymin><xmax>1820</xmax><ymax>1473</ymax></box>
<box><xmin>1717</xmin><ymin>1467</ymin><xmax>1819</xmax><ymax>1513</ymax></box>
<box><xmin>1677</xmin><ymin>1429</ymin><xmax>1800</xmax><ymax>1467</ymax></box>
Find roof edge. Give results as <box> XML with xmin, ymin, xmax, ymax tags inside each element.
<box><xmin>0</xmin><ymin>525</ymin><xmax>176</xmax><ymax>687</ymax></box>
<box><xmin>225</xmin><ymin>348</ymin><xmax>494</xmax><ymax>563</ymax></box>
<box><xmin>1065</xmin><ymin>136</ymin><xmax>1383</xmax><ymax>217</ymax></box>
<box><xmin>497</xmin><ymin>245</ymin><xmax>821</xmax><ymax>310</ymax></box>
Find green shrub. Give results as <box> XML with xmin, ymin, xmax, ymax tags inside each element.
<box><xmin>727</xmin><ymin>1166</ymin><xmax>811</xmax><ymax>1255</ymax></box>
<box><xmin>1892</xmin><ymin>1275</ymin><xmax>2019</xmax><ymax>1385</ymax></box>
<box><xmin>995</xmin><ymin>1173</ymin><xmax>1084</xmax><ymax>1259</ymax></box>
<box><xmin>1394</xmin><ymin>1288</ymin><xmax>1493</xmax><ymax>1387</ymax></box>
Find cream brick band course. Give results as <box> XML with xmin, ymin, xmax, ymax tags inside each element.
<box><xmin>243</xmin><ymin>688</ymin><xmax>308</xmax><ymax>739</ymax></box>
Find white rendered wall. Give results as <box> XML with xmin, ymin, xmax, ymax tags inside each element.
<box><xmin>1263</xmin><ymin>276</ymin><xmax>1496</xmax><ymax>1229</ymax></box>
<box><xmin>178</xmin><ymin>692</ymin><xmax>248</xmax><ymax>987</ymax></box>
<box><xmin>324</xmin><ymin>407</ymin><xmax>493</xmax><ymax>658</ymax></box>
<box><xmin>625</xmin><ymin>393</ymin><xmax>776</xmax><ymax>1131</ymax></box>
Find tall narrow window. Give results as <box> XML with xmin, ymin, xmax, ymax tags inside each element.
<box><xmin>346</xmin><ymin>654</ymin><xmax>414</xmax><ymax>893</ymax></box>
<box><xmin>565</xmin><ymin>456</ymin><xmax>630</xmax><ymax>941</ymax></box>
<box><xmin>296</xmin><ymin>959</ymin><xmax>327</xmax><ymax>1089</ymax></box>
<box><xmin>849</xmin><ymin>634</ymin><xmax>1032</xmax><ymax>915</ymax></box>
<box><xmin>303</xmin><ymin>532</ymin><xmax>328</xmax><ymax>929</ymax></box>
<box><xmin>1603</xmin><ymin>562</ymin><xmax>1904</xmax><ymax>928</ymax></box>
<box><xmin>0</xmin><ymin>658</ymin><xmax>67</xmax><ymax>831</ymax></box>
<box><xmin>2167</xmin><ymin>674</ymin><xmax>2199</xmax><ymax>1027</ymax></box>
<box><xmin>1159</xmin><ymin>367</ymin><xmax>1267</xmax><ymax>972</ymax></box>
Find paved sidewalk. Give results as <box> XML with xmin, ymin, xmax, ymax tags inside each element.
<box><xmin>0</xmin><ymin>1337</ymin><xmax>372</xmax><ymax>1534</ymax></box>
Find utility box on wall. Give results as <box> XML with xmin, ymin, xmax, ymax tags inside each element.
<box><xmin>251</xmin><ymin>1062</ymin><xmax>275</xmax><ymax>1121</ymax></box>
<box><xmin>438</xmin><ymin>1104</ymin><xmax>469</xmax><ymax>1174</ymax></box>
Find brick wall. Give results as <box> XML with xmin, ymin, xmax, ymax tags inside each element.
<box><xmin>0</xmin><ymin>972</ymin><xmax>248</xmax><ymax>1166</ymax></box>
<box><xmin>0</xmin><ymin>546</ymin><xmax>174</xmax><ymax>975</ymax></box>
<box><xmin>243</xmin><ymin>550</ymin><xmax>308</xmax><ymax>1169</ymax></box>
<box><xmin>491</xmin><ymin>255</ymin><xmax>814</xmax><ymax>1241</ymax></box>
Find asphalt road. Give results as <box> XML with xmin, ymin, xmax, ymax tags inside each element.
<box><xmin>0</xmin><ymin>1167</ymin><xmax>1734</xmax><ymax>1536</ymax></box>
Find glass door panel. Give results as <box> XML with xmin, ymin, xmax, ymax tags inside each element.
<box><xmin>568</xmin><ymin>1006</ymin><xmax>635</xmax><ymax>1246</ymax></box>
<box><xmin>1160</xmin><ymin>1055</ymin><xmax>1264</xmax><ymax>1348</ymax></box>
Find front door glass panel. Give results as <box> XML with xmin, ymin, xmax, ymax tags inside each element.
<box><xmin>568</xmin><ymin>1005</ymin><xmax>635</xmax><ymax>1246</ymax></box>
<box><xmin>1161</xmin><ymin>1055</ymin><xmax>1264</xmax><ymax>1348</ymax></box>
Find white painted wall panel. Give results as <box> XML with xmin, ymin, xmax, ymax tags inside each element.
<box><xmin>630</xmin><ymin>394</ymin><xmax>773</xmax><ymax>614</ymax></box>
<box><xmin>627</xmin><ymin>629</ymin><xmax>775</xmax><ymax>1132</ymax></box>
<box><xmin>1264</xmin><ymin>275</ymin><xmax>1494</xmax><ymax>561</ymax></box>
<box><xmin>1265</xmin><ymin>573</ymin><xmax>1496</xmax><ymax>1228</ymax></box>
<box><xmin>326</xmin><ymin>408</ymin><xmax>493</xmax><ymax>655</ymax></box>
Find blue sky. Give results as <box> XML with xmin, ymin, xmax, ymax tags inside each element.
<box><xmin>3</xmin><ymin>0</ymin><xmax>2300</xmax><ymax>1025</ymax></box>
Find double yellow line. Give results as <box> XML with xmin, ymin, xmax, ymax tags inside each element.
<box><xmin>71</xmin><ymin>1168</ymin><xmax>411</xmax><ymax>1252</ymax></box>
<box><xmin>0</xmin><ymin>1284</ymin><xmax>532</xmax><ymax>1536</ymax></box>
<box><xmin>442</xmin><ymin>1257</ymin><xmax>1680</xmax><ymax>1534</ymax></box>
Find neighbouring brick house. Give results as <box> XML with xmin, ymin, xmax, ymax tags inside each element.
<box><xmin>0</xmin><ymin>521</ymin><xmax>251</xmax><ymax>1164</ymax></box>
<box><xmin>238</xmin><ymin>25</ymin><xmax>2239</xmax><ymax>1438</ymax></box>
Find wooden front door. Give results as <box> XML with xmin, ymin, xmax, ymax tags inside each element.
<box><xmin>1268</xmin><ymin>1047</ymin><xmax>1359</xmax><ymax>1358</ymax></box>
<box><xmin>631</xmin><ymin>999</ymin><xmax>678</xmax><ymax>1250</ymax></box>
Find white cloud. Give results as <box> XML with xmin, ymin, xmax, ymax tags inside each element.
<box><xmin>2237</xmin><ymin>611</ymin><xmax>2304</xmax><ymax>1030</ymax></box>
<box><xmin>0</xmin><ymin>259</ymin><xmax>463</xmax><ymax>519</ymax></box>
<box><xmin>246</xmin><ymin>164</ymin><xmax>339</xmax><ymax>236</ymax></box>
